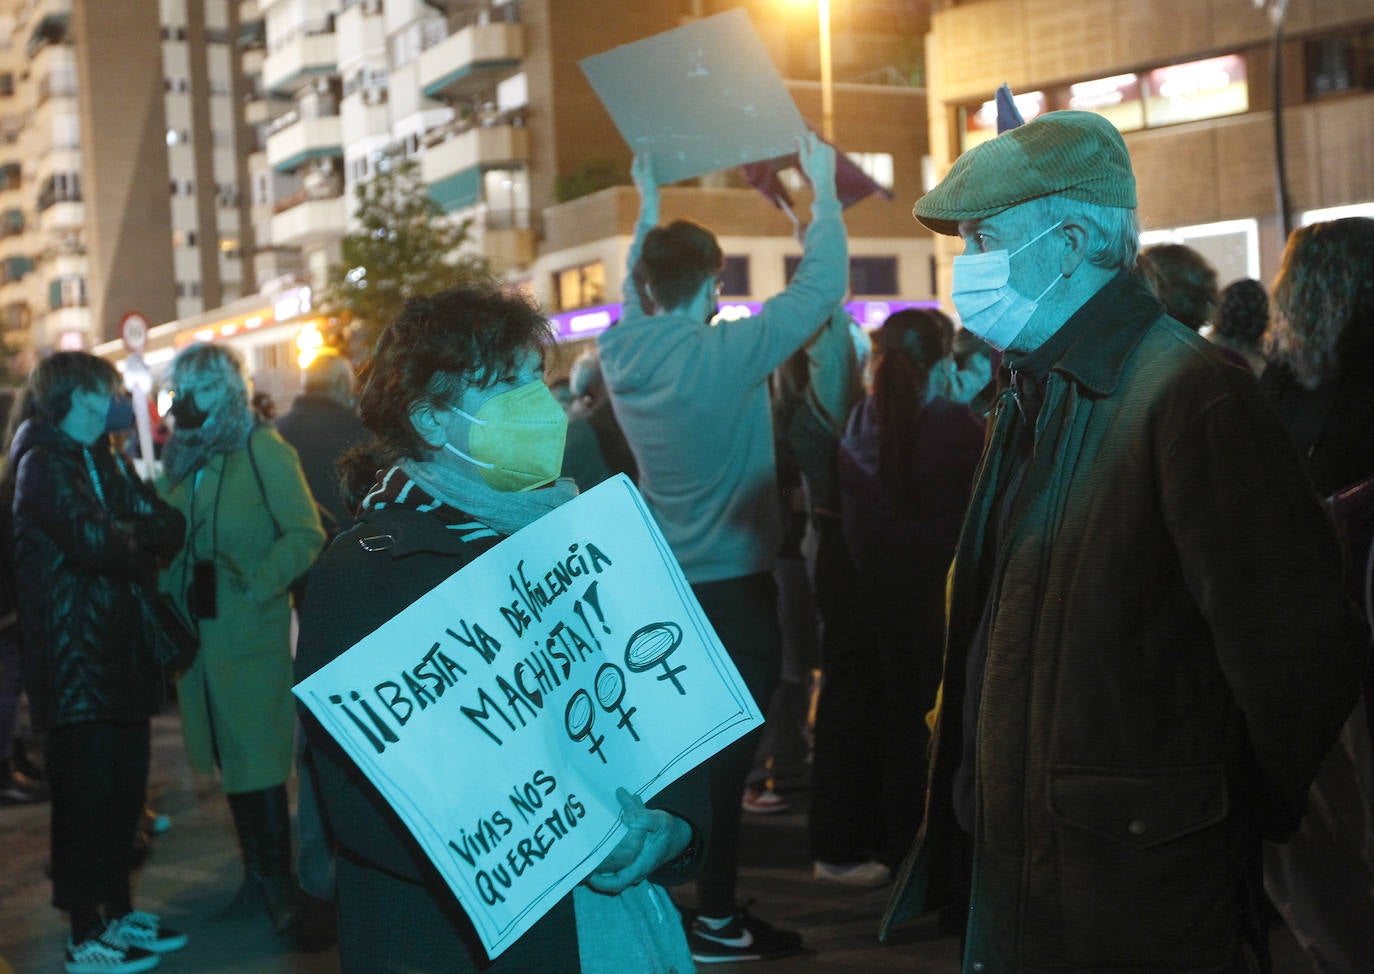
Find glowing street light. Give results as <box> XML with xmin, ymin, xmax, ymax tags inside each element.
<box><xmin>792</xmin><ymin>0</ymin><xmax>835</xmax><ymax>141</ymax></box>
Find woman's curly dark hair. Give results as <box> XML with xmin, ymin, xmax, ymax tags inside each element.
<box><xmin>1267</xmin><ymin>217</ymin><xmax>1374</xmax><ymax>389</ymax></box>
<box><xmin>355</xmin><ymin>281</ymin><xmax>554</xmax><ymax>461</ymax></box>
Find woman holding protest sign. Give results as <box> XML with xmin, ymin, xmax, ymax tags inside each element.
<box><xmin>295</xmin><ymin>282</ymin><xmax>707</xmax><ymax>973</ymax></box>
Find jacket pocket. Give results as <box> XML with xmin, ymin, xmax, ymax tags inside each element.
<box><xmin>1046</xmin><ymin>765</ymin><xmax>1238</xmax><ymax>968</ymax></box>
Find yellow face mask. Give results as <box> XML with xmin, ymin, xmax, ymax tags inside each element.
<box><xmin>443</xmin><ymin>379</ymin><xmax>568</xmax><ymax>492</ymax></box>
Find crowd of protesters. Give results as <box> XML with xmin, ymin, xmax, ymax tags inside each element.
<box><xmin>2</xmin><ymin>112</ymin><xmax>1373</xmax><ymax>974</ymax></box>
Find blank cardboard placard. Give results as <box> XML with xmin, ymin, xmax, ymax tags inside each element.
<box><xmin>580</xmin><ymin>7</ymin><xmax>807</xmax><ymax>185</ymax></box>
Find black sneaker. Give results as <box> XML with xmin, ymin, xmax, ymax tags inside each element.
<box><xmin>106</xmin><ymin>911</ymin><xmax>188</xmax><ymax>954</ymax></box>
<box><xmin>688</xmin><ymin>907</ymin><xmax>803</xmax><ymax>963</ymax></box>
<box><xmin>64</xmin><ymin>926</ymin><xmax>160</xmax><ymax>974</ymax></box>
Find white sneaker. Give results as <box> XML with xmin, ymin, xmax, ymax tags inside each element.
<box><xmin>64</xmin><ymin>926</ymin><xmax>160</xmax><ymax>974</ymax></box>
<box><xmin>106</xmin><ymin>911</ymin><xmax>188</xmax><ymax>954</ymax></box>
<box><xmin>812</xmin><ymin>859</ymin><xmax>892</xmax><ymax>887</ymax></box>
<box><xmin>741</xmin><ymin>787</ymin><xmax>791</xmax><ymax>814</ymax></box>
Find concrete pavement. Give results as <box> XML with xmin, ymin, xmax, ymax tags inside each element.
<box><xmin>0</xmin><ymin>713</ymin><xmax>1310</xmax><ymax>973</ymax></box>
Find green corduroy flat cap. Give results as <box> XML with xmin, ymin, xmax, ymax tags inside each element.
<box><xmin>914</xmin><ymin>109</ymin><xmax>1137</xmax><ymax>236</ymax></box>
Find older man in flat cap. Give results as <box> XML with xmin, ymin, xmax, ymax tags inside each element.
<box><xmin>878</xmin><ymin>110</ymin><xmax>1365</xmax><ymax>971</ymax></box>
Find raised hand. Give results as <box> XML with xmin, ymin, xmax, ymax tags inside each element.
<box><xmin>631</xmin><ymin>153</ymin><xmax>660</xmax><ymax>224</ymax></box>
<box><xmin>797</xmin><ymin>132</ymin><xmax>837</xmax><ymax>201</ymax></box>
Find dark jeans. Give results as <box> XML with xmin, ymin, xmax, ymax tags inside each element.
<box><xmin>0</xmin><ymin>626</ymin><xmax>20</xmax><ymax>761</ymax></box>
<box><xmin>690</xmin><ymin>572</ymin><xmax>783</xmax><ymax>917</ymax></box>
<box><xmin>810</xmin><ymin>519</ymin><xmax>944</xmax><ymax>868</ymax></box>
<box><xmin>46</xmin><ymin>719</ymin><xmax>150</xmax><ymax>916</ymax></box>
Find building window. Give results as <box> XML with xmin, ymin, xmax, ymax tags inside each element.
<box><xmin>784</xmin><ymin>255</ymin><xmax>898</xmax><ymax>296</ymax></box>
<box><xmin>0</xmin><ymin>256</ymin><xmax>32</xmax><ymax>285</ymax></box>
<box><xmin>846</xmin><ymin>153</ymin><xmax>895</xmax><ymax>192</ymax></box>
<box><xmin>1139</xmin><ymin>218</ymin><xmax>1260</xmax><ymax>286</ymax></box>
<box><xmin>37</xmin><ymin>172</ymin><xmax>81</xmax><ymax>211</ymax></box>
<box><xmin>166</xmin><ymin>128</ymin><xmax>192</xmax><ymax>146</ymax></box>
<box><xmin>719</xmin><ymin>256</ymin><xmax>750</xmax><ymax>296</ymax></box>
<box><xmin>172</xmin><ymin>229</ymin><xmax>198</xmax><ymax>248</ymax></box>
<box><xmin>1307</xmin><ymin>30</ymin><xmax>1374</xmax><ymax>98</ymax></box>
<box><xmin>958</xmin><ymin>53</ymin><xmax>1249</xmax><ymax>152</ymax></box>
<box><xmin>48</xmin><ymin>275</ymin><xmax>87</xmax><ymax>309</ymax></box>
<box><xmin>555</xmin><ymin>261</ymin><xmax>605</xmax><ymax>311</ymax></box>
<box><xmin>3</xmin><ymin>302</ymin><xmax>29</xmax><ymax>332</ymax></box>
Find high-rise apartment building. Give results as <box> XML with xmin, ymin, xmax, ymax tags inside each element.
<box><xmin>233</xmin><ymin>0</ymin><xmax>933</xmax><ymax>355</ymax></box>
<box><xmin>921</xmin><ymin>0</ymin><xmax>1374</xmax><ymax>292</ymax></box>
<box><xmin>0</xmin><ymin>0</ymin><xmax>257</xmax><ymax>368</ymax></box>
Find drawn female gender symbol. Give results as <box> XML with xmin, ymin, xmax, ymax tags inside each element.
<box><xmin>564</xmin><ymin>690</ymin><xmax>607</xmax><ymax>763</ymax></box>
<box><xmin>594</xmin><ymin>662</ymin><xmax>639</xmax><ymax>741</ymax></box>
<box><xmin>624</xmin><ymin>621</ymin><xmax>686</xmax><ymax>694</ymax></box>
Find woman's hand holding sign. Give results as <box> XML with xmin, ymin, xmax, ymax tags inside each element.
<box><xmin>584</xmin><ymin>787</ymin><xmax>693</xmax><ymax>895</ymax></box>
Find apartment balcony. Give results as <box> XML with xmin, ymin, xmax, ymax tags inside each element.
<box><xmin>266</xmin><ymin>111</ymin><xmax>342</xmax><ymax>172</ymax></box>
<box><xmin>418</xmin><ymin>21</ymin><xmax>522</xmax><ymax>101</ymax></box>
<box><xmin>34</xmin><ymin>306</ymin><xmax>90</xmax><ymax>349</ymax></box>
<box><xmin>243</xmin><ymin>47</ymin><xmax>265</xmax><ymax>80</ymax></box>
<box><xmin>262</xmin><ymin>25</ymin><xmax>337</xmax><ymax>97</ymax></box>
<box><xmin>269</xmin><ymin>193</ymin><xmax>346</xmax><ymax>246</ymax></box>
<box><xmin>422</xmin><ymin>121</ymin><xmax>528</xmax><ymax>204</ymax></box>
<box><xmin>485</xmin><ymin>225</ymin><xmax>536</xmax><ymax>269</ymax></box>
<box><xmin>36</xmin><ymin>200</ymin><xmax>82</xmax><ymax>231</ymax></box>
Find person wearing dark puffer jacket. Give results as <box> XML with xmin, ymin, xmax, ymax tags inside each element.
<box><xmin>8</xmin><ymin>352</ymin><xmax>187</xmax><ymax>974</ymax></box>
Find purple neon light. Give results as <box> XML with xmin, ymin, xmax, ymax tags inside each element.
<box><xmin>547</xmin><ymin>299</ymin><xmax>939</xmax><ymax>341</ymax></box>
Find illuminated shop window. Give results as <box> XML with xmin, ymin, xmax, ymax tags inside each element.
<box><xmin>847</xmin><ymin>153</ymin><xmax>895</xmax><ymax>191</ymax></box>
<box><xmin>1141</xmin><ymin>55</ymin><xmax>1248</xmax><ymax>127</ymax></box>
<box><xmin>555</xmin><ymin>261</ymin><xmax>605</xmax><ymax>312</ymax></box>
<box><xmin>1068</xmin><ymin>74</ymin><xmax>1144</xmax><ymax>132</ymax></box>
<box><xmin>957</xmin><ymin>53</ymin><xmax>1249</xmax><ymax>153</ymax></box>
<box><xmin>1301</xmin><ymin>202</ymin><xmax>1374</xmax><ymax>225</ymax></box>
<box><xmin>960</xmin><ymin>91</ymin><xmax>1046</xmax><ymax>151</ymax></box>
<box><xmin>1139</xmin><ymin>218</ymin><xmax>1259</xmax><ymax>285</ymax></box>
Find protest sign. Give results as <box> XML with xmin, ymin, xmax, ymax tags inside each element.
<box><xmin>294</xmin><ymin>474</ymin><xmax>762</xmax><ymax>959</ymax></box>
<box><xmin>579</xmin><ymin>7</ymin><xmax>808</xmax><ymax>185</ymax></box>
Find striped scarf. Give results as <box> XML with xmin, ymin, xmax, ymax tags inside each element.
<box><xmin>361</xmin><ymin>460</ymin><xmax>577</xmax><ymax>539</ymax></box>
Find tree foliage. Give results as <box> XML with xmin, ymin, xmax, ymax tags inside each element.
<box><xmin>320</xmin><ymin>153</ymin><xmax>491</xmax><ymax>353</ymax></box>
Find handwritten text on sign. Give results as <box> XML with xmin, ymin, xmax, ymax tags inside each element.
<box><xmin>294</xmin><ymin>475</ymin><xmax>761</xmax><ymax>959</ymax></box>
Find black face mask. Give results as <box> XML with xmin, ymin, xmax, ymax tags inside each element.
<box><xmin>169</xmin><ymin>392</ymin><xmax>209</xmax><ymax>430</ymax></box>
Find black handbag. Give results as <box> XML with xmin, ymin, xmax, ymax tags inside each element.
<box><xmin>140</xmin><ymin>590</ymin><xmax>199</xmax><ymax>674</ymax></box>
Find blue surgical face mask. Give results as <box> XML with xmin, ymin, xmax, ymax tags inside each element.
<box><xmin>950</xmin><ymin>221</ymin><xmax>1064</xmax><ymax>352</ymax></box>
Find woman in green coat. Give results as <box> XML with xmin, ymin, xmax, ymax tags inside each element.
<box><xmin>159</xmin><ymin>342</ymin><xmax>324</xmax><ymax>935</ymax></box>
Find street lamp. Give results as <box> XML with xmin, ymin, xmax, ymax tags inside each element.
<box><xmin>793</xmin><ymin>0</ymin><xmax>835</xmax><ymax>141</ymax></box>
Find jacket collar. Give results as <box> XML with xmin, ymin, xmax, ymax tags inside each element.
<box><xmin>1041</xmin><ymin>270</ymin><xmax>1165</xmax><ymax>397</ymax></box>
<box><xmin>347</xmin><ymin>505</ymin><xmax>500</xmax><ymax>560</ymax></box>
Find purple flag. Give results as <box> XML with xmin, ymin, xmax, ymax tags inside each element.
<box><xmin>739</xmin><ymin>126</ymin><xmax>894</xmax><ymax>210</ymax></box>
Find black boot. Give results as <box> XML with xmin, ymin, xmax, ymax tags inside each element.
<box><xmin>215</xmin><ymin>790</ymin><xmax>265</xmax><ymax>919</ymax></box>
<box><xmin>254</xmin><ymin>784</ymin><xmax>301</xmax><ymax>936</ymax></box>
